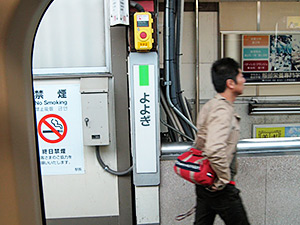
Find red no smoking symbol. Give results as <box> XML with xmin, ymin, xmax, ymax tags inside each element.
<box><xmin>38</xmin><ymin>114</ymin><xmax>67</xmax><ymax>144</ymax></box>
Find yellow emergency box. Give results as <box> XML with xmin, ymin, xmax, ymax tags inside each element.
<box><xmin>134</xmin><ymin>12</ymin><xmax>154</xmax><ymax>51</ymax></box>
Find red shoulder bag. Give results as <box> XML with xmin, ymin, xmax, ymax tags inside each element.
<box><xmin>174</xmin><ymin>148</ymin><xmax>216</xmax><ymax>186</ymax></box>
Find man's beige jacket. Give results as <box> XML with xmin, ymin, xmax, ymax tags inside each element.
<box><xmin>194</xmin><ymin>94</ymin><xmax>240</xmax><ymax>190</ymax></box>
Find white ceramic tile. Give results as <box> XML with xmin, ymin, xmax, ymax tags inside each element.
<box><xmin>181</xmin><ymin>12</ymin><xmax>196</xmax><ymax>64</ymax></box>
<box><xmin>258</xmin><ymin>85</ymin><xmax>300</xmax><ymax>96</ymax></box>
<box><xmin>199</xmin><ymin>63</ymin><xmax>216</xmax><ymax>100</ymax></box>
<box><xmin>199</xmin><ymin>12</ymin><xmax>218</xmax><ymax>64</ymax></box>
<box><xmin>180</xmin><ymin>63</ymin><xmax>196</xmax><ymax>100</ymax></box>
<box><xmin>241</xmin><ymin>85</ymin><xmax>257</xmax><ymax>96</ymax></box>
<box><xmin>220</xmin><ymin>2</ymin><xmax>257</xmax><ymax>31</ymax></box>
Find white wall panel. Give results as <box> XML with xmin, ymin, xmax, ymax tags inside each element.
<box><xmin>33</xmin><ymin>0</ymin><xmax>109</xmax><ymax>74</ymax></box>
<box><xmin>36</xmin><ymin>79</ymin><xmax>119</xmax><ymax>218</ymax></box>
<box><xmin>179</xmin><ymin>12</ymin><xmax>218</xmax><ymax>101</ymax></box>
<box><xmin>199</xmin><ymin>12</ymin><xmax>218</xmax><ymax>100</ymax></box>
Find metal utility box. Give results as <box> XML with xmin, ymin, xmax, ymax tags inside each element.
<box><xmin>80</xmin><ymin>78</ymin><xmax>110</xmax><ymax>146</ymax></box>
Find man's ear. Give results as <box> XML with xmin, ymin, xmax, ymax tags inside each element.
<box><xmin>226</xmin><ymin>79</ymin><xmax>235</xmax><ymax>89</ymax></box>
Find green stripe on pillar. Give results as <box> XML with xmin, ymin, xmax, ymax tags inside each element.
<box><xmin>139</xmin><ymin>65</ymin><xmax>149</xmax><ymax>86</ymax></box>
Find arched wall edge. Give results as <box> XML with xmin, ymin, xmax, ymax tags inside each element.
<box><xmin>4</xmin><ymin>0</ymin><xmax>53</xmax><ymax>224</ymax></box>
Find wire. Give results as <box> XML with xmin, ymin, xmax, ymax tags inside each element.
<box><xmin>96</xmin><ymin>146</ymin><xmax>133</xmax><ymax>176</ymax></box>
<box><xmin>160</xmin><ymin>119</ymin><xmax>194</xmax><ymax>142</ymax></box>
<box><xmin>130</xmin><ymin>1</ymin><xmax>145</xmax><ymax>12</ymax></box>
<box><xmin>175</xmin><ymin>206</ymin><xmax>196</xmax><ymax>221</ymax></box>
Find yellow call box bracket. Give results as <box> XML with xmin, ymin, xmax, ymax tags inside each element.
<box><xmin>134</xmin><ymin>12</ymin><xmax>154</xmax><ymax>51</ymax></box>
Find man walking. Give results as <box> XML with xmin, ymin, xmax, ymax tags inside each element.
<box><xmin>194</xmin><ymin>58</ymin><xmax>250</xmax><ymax>225</ymax></box>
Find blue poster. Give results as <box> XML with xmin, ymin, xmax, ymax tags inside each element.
<box><xmin>243</xmin><ymin>48</ymin><xmax>269</xmax><ymax>59</ymax></box>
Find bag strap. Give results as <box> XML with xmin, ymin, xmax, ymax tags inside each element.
<box><xmin>175</xmin><ymin>206</ymin><xmax>196</xmax><ymax>221</ymax></box>
<box><xmin>195</xmin><ymin>157</ymin><xmax>208</xmax><ymax>164</ymax></box>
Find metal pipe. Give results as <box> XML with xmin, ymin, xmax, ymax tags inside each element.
<box><xmin>169</xmin><ymin>0</ymin><xmax>179</xmax><ymax>108</ymax></box>
<box><xmin>177</xmin><ymin>0</ymin><xmax>184</xmax><ymax>71</ymax></box>
<box><xmin>160</xmin><ymin>120</ymin><xmax>194</xmax><ymax>142</ymax></box>
<box><xmin>237</xmin><ymin>137</ymin><xmax>300</xmax><ymax>150</ymax></box>
<box><xmin>251</xmin><ymin>107</ymin><xmax>300</xmax><ymax>111</ymax></box>
<box><xmin>195</xmin><ymin>0</ymin><xmax>200</xmax><ymax>121</ymax></box>
<box><xmin>175</xmin><ymin>0</ymin><xmax>194</xmax><ymax>139</ymax></box>
<box><xmin>164</xmin><ymin>0</ymin><xmax>198</xmax><ymax>132</ymax></box>
<box><xmin>257</xmin><ymin>1</ymin><xmax>261</xmax><ymax>31</ymax></box>
<box><xmin>161</xmin><ymin>137</ymin><xmax>300</xmax><ymax>155</ymax></box>
<box><xmin>250</xmin><ymin>111</ymin><xmax>300</xmax><ymax>115</ymax></box>
<box><xmin>161</xmin><ymin>141</ymin><xmax>193</xmax><ymax>155</ymax></box>
<box><xmin>165</xmin><ymin>80</ymin><xmax>198</xmax><ymax>131</ymax></box>
<box><xmin>251</xmin><ymin>97</ymin><xmax>300</xmax><ymax>104</ymax></box>
<box><xmin>182</xmin><ymin>97</ymin><xmax>196</xmax><ymax>137</ymax></box>
<box><xmin>161</xmin><ymin>91</ymin><xmax>183</xmax><ymax>141</ymax></box>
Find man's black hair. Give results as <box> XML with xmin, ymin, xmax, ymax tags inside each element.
<box><xmin>211</xmin><ymin>57</ymin><xmax>240</xmax><ymax>93</ymax></box>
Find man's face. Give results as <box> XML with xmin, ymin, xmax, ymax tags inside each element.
<box><xmin>233</xmin><ymin>69</ymin><xmax>246</xmax><ymax>95</ymax></box>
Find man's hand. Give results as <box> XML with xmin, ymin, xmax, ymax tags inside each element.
<box><xmin>205</xmin><ymin>183</ymin><xmax>226</xmax><ymax>192</ymax></box>
<box><xmin>205</xmin><ymin>184</ymin><xmax>218</xmax><ymax>192</ymax></box>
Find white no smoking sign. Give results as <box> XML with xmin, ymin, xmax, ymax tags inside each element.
<box><xmin>34</xmin><ymin>81</ymin><xmax>84</xmax><ymax>176</ymax></box>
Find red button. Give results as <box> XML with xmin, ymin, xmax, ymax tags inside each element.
<box><xmin>140</xmin><ymin>32</ymin><xmax>147</xmax><ymax>39</ymax></box>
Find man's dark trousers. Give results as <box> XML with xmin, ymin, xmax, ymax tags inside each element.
<box><xmin>194</xmin><ymin>184</ymin><xmax>250</xmax><ymax>225</ymax></box>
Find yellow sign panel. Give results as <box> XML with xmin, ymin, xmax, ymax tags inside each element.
<box><xmin>287</xmin><ymin>16</ymin><xmax>300</xmax><ymax>29</ymax></box>
<box><xmin>255</xmin><ymin>127</ymin><xmax>285</xmax><ymax>138</ymax></box>
<box><xmin>254</xmin><ymin>124</ymin><xmax>300</xmax><ymax>138</ymax></box>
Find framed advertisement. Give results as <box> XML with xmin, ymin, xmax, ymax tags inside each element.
<box><xmin>221</xmin><ymin>31</ymin><xmax>300</xmax><ymax>84</ymax></box>
<box><xmin>253</xmin><ymin>124</ymin><xmax>300</xmax><ymax>138</ymax></box>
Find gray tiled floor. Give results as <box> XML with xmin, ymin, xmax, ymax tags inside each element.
<box><xmin>160</xmin><ymin>155</ymin><xmax>300</xmax><ymax>225</ymax></box>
